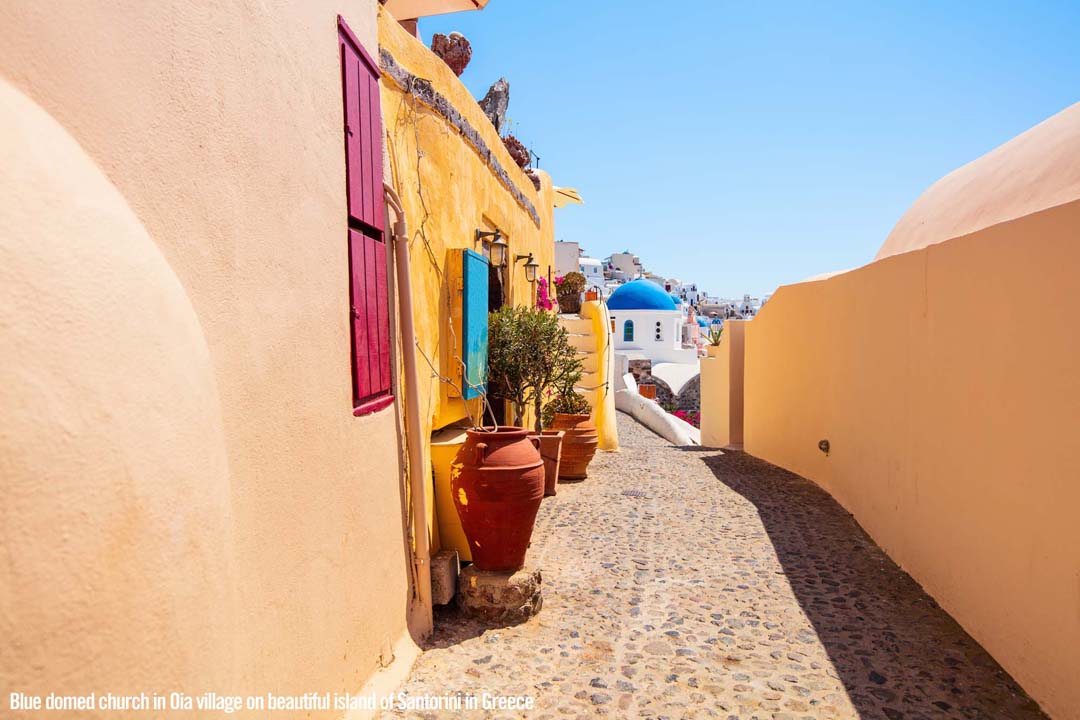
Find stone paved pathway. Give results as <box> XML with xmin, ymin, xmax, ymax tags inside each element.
<box><xmin>384</xmin><ymin>413</ymin><xmax>1047</xmax><ymax>719</ymax></box>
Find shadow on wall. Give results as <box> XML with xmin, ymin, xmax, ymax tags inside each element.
<box><xmin>697</xmin><ymin>450</ymin><xmax>1047</xmax><ymax>720</ymax></box>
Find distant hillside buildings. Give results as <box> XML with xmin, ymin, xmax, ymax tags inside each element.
<box><xmin>553</xmin><ymin>240</ymin><xmax>768</xmax><ymax>322</ymax></box>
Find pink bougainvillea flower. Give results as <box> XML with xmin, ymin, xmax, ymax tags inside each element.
<box><xmin>535</xmin><ymin>276</ymin><xmax>554</xmax><ymax>310</ymax></box>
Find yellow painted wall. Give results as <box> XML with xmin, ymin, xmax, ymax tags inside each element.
<box><xmin>742</xmin><ymin>200</ymin><xmax>1080</xmax><ymax>718</ymax></box>
<box><xmin>0</xmin><ymin>2</ymin><xmax>418</xmax><ymax>716</ymax></box>
<box><xmin>378</xmin><ymin>10</ymin><xmax>556</xmax><ymax>545</ymax></box>
<box><xmin>581</xmin><ymin>301</ymin><xmax>620</xmax><ymax>451</ymax></box>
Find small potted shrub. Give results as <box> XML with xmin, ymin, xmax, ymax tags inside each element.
<box><xmin>544</xmin><ymin>390</ymin><xmax>597</xmax><ymax>481</ymax></box>
<box><xmin>487</xmin><ymin>306</ymin><xmax>583</xmax><ymax>495</ymax></box>
<box><xmin>704</xmin><ymin>324</ymin><xmax>724</xmax><ymax>358</ymax></box>
<box><xmin>555</xmin><ymin>271</ymin><xmax>586</xmax><ymax>314</ymax></box>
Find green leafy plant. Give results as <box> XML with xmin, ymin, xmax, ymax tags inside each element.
<box><xmin>541</xmin><ymin>391</ymin><xmax>591</xmax><ymax>429</ymax></box>
<box><xmin>555</xmin><ymin>271</ymin><xmax>586</xmax><ymax>296</ymax></box>
<box><xmin>705</xmin><ymin>324</ymin><xmax>724</xmax><ymax>346</ymax></box>
<box><xmin>488</xmin><ymin>306</ymin><xmax>582</xmax><ymax>432</ymax></box>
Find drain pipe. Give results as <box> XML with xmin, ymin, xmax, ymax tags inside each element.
<box><xmin>384</xmin><ymin>182</ymin><xmax>433</xmax><ymax>638</ymax></box>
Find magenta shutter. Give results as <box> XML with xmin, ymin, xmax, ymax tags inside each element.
<box><xmin>349</xmin><ymin>229</ymin><xmax>371</xmax><ymax>401</ymax></box>
<box><xmin>374</xmin><ymin>239</ymin><xmax>390</xmax><ymax>393</ymax></box>
<box><xmin>349</xmin><ymin>230</ymin><xmax>392</xmax><ymax>413</ymax></box>
<box><xmin>341</xmin><ymin>17</ymin><xmax>391</xmax><ymax>415</ymax></box>
<box><xmin>342</xmin><ymin>49</ymin><xmax>364</xmax><ymax>223</ymax></box>
<box><xmin>340</xmin><ymin>20</ymin><xmax>384</xmax><ymax>232</ymax></box>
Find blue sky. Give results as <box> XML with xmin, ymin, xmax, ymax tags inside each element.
<box><xmin>423</xmin><ymin>1</ymin><xmax>1080</xmax><ymax>298</ymax></box>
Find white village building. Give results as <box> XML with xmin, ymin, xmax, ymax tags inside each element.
<box><xmin>579</xmin><ymin>256</ymin><xmax>604</xmax><ymax>293</ymax></box>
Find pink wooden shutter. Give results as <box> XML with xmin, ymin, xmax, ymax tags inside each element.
<box><xmin>349</xmin><ymin>230</ymin><xmax>392</xmax><ymax>413</ymax></box>
<box><xmin>340</xmin><ymin>20</ymin><xmax>384</xmax><ymax>232</ymax></box>
<box><xmin>362</xmin><ymin>231</ymin><xmax>391</xmax><ymax>395</ymax></box>
<box><xmin>341</xmin><ymin>18</ymin><xmax>391</xmax><ymax>415</ymax></box>
<box><xmin>349</xmin><ymin>229</ymin><xmax>371</xmax><ymax>401</ymax></box>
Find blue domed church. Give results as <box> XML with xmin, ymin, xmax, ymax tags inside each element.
<box><xmin>607</xmin><ymin>280</ymin><xmax>697</xmax><ymax>364</ymax></box>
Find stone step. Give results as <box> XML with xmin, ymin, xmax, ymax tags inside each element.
<box><xmin>577</xmin><ymin>353</ymin><xmax>598</xmax><ymax>373</ymax></box>
<box><xmin>567</xmin><ymin>333</ymin><xmax>596</xmax><ymax>353</ymax></box>
<box><xmin>578</xmin><ymin>370</ymin><xmax>601</xmax><ymax>388</ymax></box>
<box><xmin>558</xmin><ymin>317</ymin><xmax>592</xmax><ymax>335</ymax></box>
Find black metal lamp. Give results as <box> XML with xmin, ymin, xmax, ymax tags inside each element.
<box><xmin>516</xmin><ymin>253</ymin><xmax>539</xmax><ymax>283</ymax></box>
<box><xmin>475</xmin><ymin>228</ymin><xmax>507</xmax><ymax>267</ymax></box>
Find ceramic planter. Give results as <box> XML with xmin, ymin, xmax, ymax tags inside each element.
<box><xmin>706</xmin><ymin>344</ymin><xmax>723</xmax><ymax>358</ymax></box>
<box><xmin>584</xmin><ymin>290</ymin><xmax>599</xmax><ymax>302</ymax></box>
<box><xmin>639</xmin><ymin>384</ymin><xmax>657</xmax><ymax>400</ymax></box>
<box><xmin>550</xmin><ymin>413</ymin><xmax>599</xmax><ymax>480</ymax></box>
<box><xmin>452</xmin><ymin>426</ymin><xmax>545</xmax><ymax>571</ymax></box>
<box><xmin>528</xmin><ymin>429</ymin><xmax>565</xmax><ymax>496</ymax></box>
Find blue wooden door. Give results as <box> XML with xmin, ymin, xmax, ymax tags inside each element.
<box><xmin>461</xmin><ymin>249</ymin><xmax>489</xmax><ymax>399</ymax></box>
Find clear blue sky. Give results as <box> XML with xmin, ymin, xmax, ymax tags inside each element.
<box><xmin>423</xmin><ymin>1</ymin><xmax>1080</xmax><ymax>298</ymax></box>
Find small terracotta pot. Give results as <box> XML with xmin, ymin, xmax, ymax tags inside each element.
<box><xmin>584</xmin><ymin>290</ymin><xmax>599</xmax><ymax>302</ymax></box>
<box><xmin>706</xmin><ymin>344</ymin><xmax>723</xmax><ymax>358</ymax></box>
<box><xmin>452</xmin><ymin>426</ymin><xmax>545</xmax><ymax>571</ymax></box>
<box><xmin>639</xmin><ymin>384</ymin><xmax>657</xmax><ymax>400</ymax></box>
<box><xmin>551</xmin><ymin>413</ymin><xmax>598</xmax><ymax>480</ymax></box>
<box><xmin>528</xmin><ymin>429</ymin><xmax>564</xmax><ymax>496</ymax></box>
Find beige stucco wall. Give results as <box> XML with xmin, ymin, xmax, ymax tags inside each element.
<box><xmin>742</xmin><ymin>198</ymin><xmax>1080</xmax><ymax>717</ymax></box>
<box><xmin>700</xmin><ymin>320</ymin><xmax>747</xmax><ymax>449</ymax></box>
<box><xmin>1</xmin><ymin>2</ymin><xmax>415</xmax><ymax>716</ymax></box>
<box><xmin>700</xmin><ymin>350</ymin><xmax>730</xmax><ymax>448</ymax></box>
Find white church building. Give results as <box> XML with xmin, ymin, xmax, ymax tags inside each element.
<box><xmin>607</xmin><ymin>279</ymin><xmax>698</xmax><ymax>364</ymax></box>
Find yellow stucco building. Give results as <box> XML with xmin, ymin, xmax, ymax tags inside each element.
<box><xmin>376</xmin><ymin>7</ymin><xmax>561</xmax><ymax>568</ymax></box>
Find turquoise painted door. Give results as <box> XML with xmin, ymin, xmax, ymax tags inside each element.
<box><xmin>461</xmin><ymin>249</ymin><xmax>489</xmax><ymax>400</ymax></box>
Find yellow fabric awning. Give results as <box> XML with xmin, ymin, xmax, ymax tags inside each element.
<box><xmin>553</xmin><ymin>187</ymin><xmax>584</xmax><ymax>208</ymax></box>
<box><xmin>383</xmin><ymin>0</ymin><xmax>488</xmax><ymax>19</ymax></box>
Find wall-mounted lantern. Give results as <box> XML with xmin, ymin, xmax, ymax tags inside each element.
<box><xmin>475</xmin><ymin>228</ymin><xmax>507</xmax><ymax>267</ymax></box>
<box><xmin>516</xmin><ymin>253</ymin><xmax>539</xmax><ymax>283</ymax></box>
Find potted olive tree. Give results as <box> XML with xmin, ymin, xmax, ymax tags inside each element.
<box><xmin>488</xmin><ymin>306</ymin><xmax>582</xmax><ymax>495</ymax></box>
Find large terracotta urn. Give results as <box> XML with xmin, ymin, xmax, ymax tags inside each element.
<box><xmin>452</xmin><ymin>427</ymin><xmax>545</xmax><ymax>571</ymax></box>
<box><xmin>551</xmin><ymin>413</ymin><xmax>599</xmax><ymax>480</ymax></box>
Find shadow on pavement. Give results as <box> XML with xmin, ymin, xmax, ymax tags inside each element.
<box><xmin>698</xmin><ymin>449</ymin><xmax>1047</xmax><ymax>720</ymax></box>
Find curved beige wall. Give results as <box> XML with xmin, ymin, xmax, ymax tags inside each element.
<box><xmin>0</xmin><ymin>76</ymin><xmax>237</xmax><ymax>705</ymax></box>
<box><xmin>877</xmin><ymin>102</ymin><xmax>1080</xmax><ymax>260</ymax></box>
<box><xmin>744</xmin><ymin>199</ymin><xmax>1080</xmax><ymax>717</ymax></box>
<box><xmin>2</xmin><ymin>1</ymin><xmax>413</xmax><ymax>715</ymax></box>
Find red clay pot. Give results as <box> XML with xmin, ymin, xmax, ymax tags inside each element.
<box><xmin>528</xmin><ymin>429</ymin><xmax>564</xmax><ymax>497</ymax></box>
<box><xmin>452</xmin><ymin>426</ymin><xmax>545</xmax><ymax>571</ymax></box>
<box><xmin>551</xmin><ymin>413</ymin><xmax>599</xmax><ymax>480</ymax></box>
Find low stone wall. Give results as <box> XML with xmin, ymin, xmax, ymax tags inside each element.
<box><xmin>675</xmin><ymin>374</ymin><xmax>701</xmax><ymax>415</ymax></box>
<box><xmin>631</xmin><ymin>358</ymin><xmax>701</xmax><ymax>416</ymax></box>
